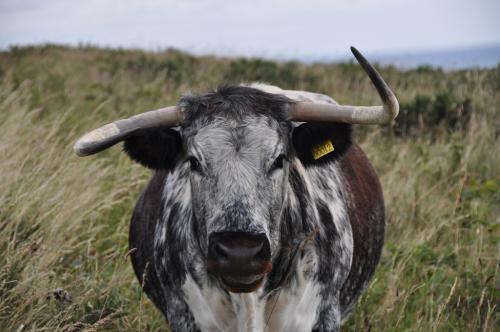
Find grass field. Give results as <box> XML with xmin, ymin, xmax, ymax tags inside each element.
<box><xmin>0</xmin><ymin>45</ymin><xmax>498</xmax><ymax>331</ymax></box>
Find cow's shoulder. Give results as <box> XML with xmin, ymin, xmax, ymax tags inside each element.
<box><xmin>129</xmin><ymin>171</ymin><xmax>169</xmax><ymax>313</ymax></box>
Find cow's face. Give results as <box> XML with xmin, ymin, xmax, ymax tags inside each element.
<box><xmin>183</xmin><ymin>114</ymin><xmax>290</xmax><ymax>292</ymax></box>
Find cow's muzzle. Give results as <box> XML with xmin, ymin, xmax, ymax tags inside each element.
<box><xmin>207</xmin><ymin>232</ymin><xmax>272</xmax><ymax>293</ymax></box>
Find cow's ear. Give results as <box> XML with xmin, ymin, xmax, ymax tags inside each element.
<box><xmin>292</xmin><ymin>123</ymin><xmax>352</xmax><ymax>167</ymax></box>
<box><xmin>123</xmin><ymin>128</ymin><xmax>182</xmax><ymax>170</ymax></box>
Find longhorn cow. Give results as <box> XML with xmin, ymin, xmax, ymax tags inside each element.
<box><xmin>74</xmin><ymin>47</ymin><xmax>398</xmax><ymax>331</ymax></box>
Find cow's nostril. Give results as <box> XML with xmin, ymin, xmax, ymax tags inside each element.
<box><xmin>248</xmin><ymin>242</ymin><xmax>264</xmax><ymax>259</ymax></box>
<box><xmin>208</xmin><ymin>232</ymin><xmax>271</xmax><ymax>267</ymax></box>
<box><xmin>213</xmin><ymin>239</ymin><xmax>264</xmax><ymax>260</ymax></box>
<box><xmin>214</xmin><ymin>242</ymin><xmax>230</xmax><ymax>259</ymax></box>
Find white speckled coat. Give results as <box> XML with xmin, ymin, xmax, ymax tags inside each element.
<box><xmin>128</xmin><ymin>84</ymin><xmax>385</xmax><ymax>331</ymax></box>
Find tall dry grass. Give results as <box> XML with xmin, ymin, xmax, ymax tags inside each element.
<box><xmin>0</xmin><ymin>45</ymin><xmax>498</xmax><ymax>331</ymax></box>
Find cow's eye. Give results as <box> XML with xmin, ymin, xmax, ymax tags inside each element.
<box><xmin>270</xmin><ymin>154</ymin><xmax>287</xmax><ymax>172</ymax></box>
<box><xmin>188</xmin><ymin>156</ymin><xmax>202</xmax><ymax>173</ymax></box>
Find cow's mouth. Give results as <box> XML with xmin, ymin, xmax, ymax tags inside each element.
<box><xmin>208</xmin><ymin>260</ymin><xmax>272</xmax><ymax>293</ymax></box>
<box><xmin>207</xmin><ymin>231</ymin><xmax>272</xmax><ymax>293</ymax></box>
<box><xmin>219</xmin><ymin>274</ymin><xmax>266</xmax><ymax>293</ymax></box>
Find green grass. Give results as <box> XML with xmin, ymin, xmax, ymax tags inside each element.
<box><xmin>0</xmin><ymin>44</ymin><xmax>498</xmax><ymax>331</ymax></box>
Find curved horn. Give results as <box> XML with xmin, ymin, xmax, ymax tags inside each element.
<box><xmin>73</xmin><ymin>106</ymin><xmax>183</xmax><ymax>156</ymax></box>
<box><xmin>290</xmin><ymin>47</ymin><xmax>399</xmax><ymax>125</ymax></box>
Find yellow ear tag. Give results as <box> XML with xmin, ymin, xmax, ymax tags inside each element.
<box><xmin>312</xmin><ymin>140</ymin><xmax>335</xmax><ymax>160</ymax></box>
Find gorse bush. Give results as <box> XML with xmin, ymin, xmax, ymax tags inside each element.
<box><xmin>0</xmin><ymin>44</ymin><xmax>498</xmax><ymax>331</ymax></box>
<box><xmin>395</xmin><ymin>92</ymin><xmax>473</xmax><ymax>137</ymax></box>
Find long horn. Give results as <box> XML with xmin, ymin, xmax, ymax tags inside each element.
<box><xmin>73</xmin><ymin>106</ymin><xmax>183</xmax><ymax>156</ymax></box>
<box><xmin>289</xmin><ymin>47</ymin><xmax>399</xmax><ymax>125</ymax></box>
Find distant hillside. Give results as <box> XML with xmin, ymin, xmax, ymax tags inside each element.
<box><xmin>304</xmin><ymin>44</ymin><xmax>500</xmax><ymax>70</ymax></box>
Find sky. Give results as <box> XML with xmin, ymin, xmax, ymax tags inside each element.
<box><xmin>1</xmin><ymin>0</ymin><xmax>499</xmax><ymax>59</ymax></box>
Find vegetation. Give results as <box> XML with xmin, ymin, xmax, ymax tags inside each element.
<box><xmin>0</xmin><ymin>44</ymin><xmax>498</xmax><ymax>331</ymax></box>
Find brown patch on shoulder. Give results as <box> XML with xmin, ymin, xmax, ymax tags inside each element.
<box><xmin>338</xmin><ymin>144</ymin><xmax>385</xmax><ymax>310</ymax></box>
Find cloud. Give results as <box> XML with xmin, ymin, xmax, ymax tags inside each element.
<box><xmin>1</xmin><ymin>0</ymin><xmax>499</xmax><ymax>57</ymax></box>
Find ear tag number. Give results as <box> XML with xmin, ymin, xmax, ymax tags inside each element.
<box><xmin>312</xmin><ymin>140</ymin><xmax>334</xmax><ymax>160</ymax></box>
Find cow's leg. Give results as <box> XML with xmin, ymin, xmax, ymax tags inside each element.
<box><xmin>130</xmin><ymin>254</ymin><xmax>199</xmax><ymax>331</ymax></box>
<box><xmin>312</xmin><ymin>295</ymin><xmax>341</xmax><ymax>332</ymax></box>
<box><xmin>162</xmin><ymin>294</ymin><xmax>200</xmax><ymax>332</ymax></box>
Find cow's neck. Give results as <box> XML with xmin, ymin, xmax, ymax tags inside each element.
<box><xmin>262</xmin><ymin>161</ymin><xmax>319</xmax><ymax>293</ymax></box>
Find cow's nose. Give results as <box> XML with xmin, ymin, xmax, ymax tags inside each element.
<box><xmin>208</xmin><ymin>232</ymin><xmax>271</xmax><ymax>274</ymax></box>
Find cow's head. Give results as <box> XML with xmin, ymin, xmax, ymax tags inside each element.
<box><xmin>73</xmin><ymin>47</ymin><xmax>398</xmax><ymax>293</ymax></box>
<box><xmin>179</xmin><ymin>88</ymin><xmax>292</xmax><ymax>292</ymax></box>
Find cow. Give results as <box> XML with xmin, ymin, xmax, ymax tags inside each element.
<box><xmin>73</xmin><ymin>47</ymin><xmax>398</xmax><ymax>331</ymax></box>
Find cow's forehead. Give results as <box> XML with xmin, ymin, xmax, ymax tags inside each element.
<box><xmin>186</xmin><ymin>114</ymin><xmax>284</xmax><ymax>161</ymax></box>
